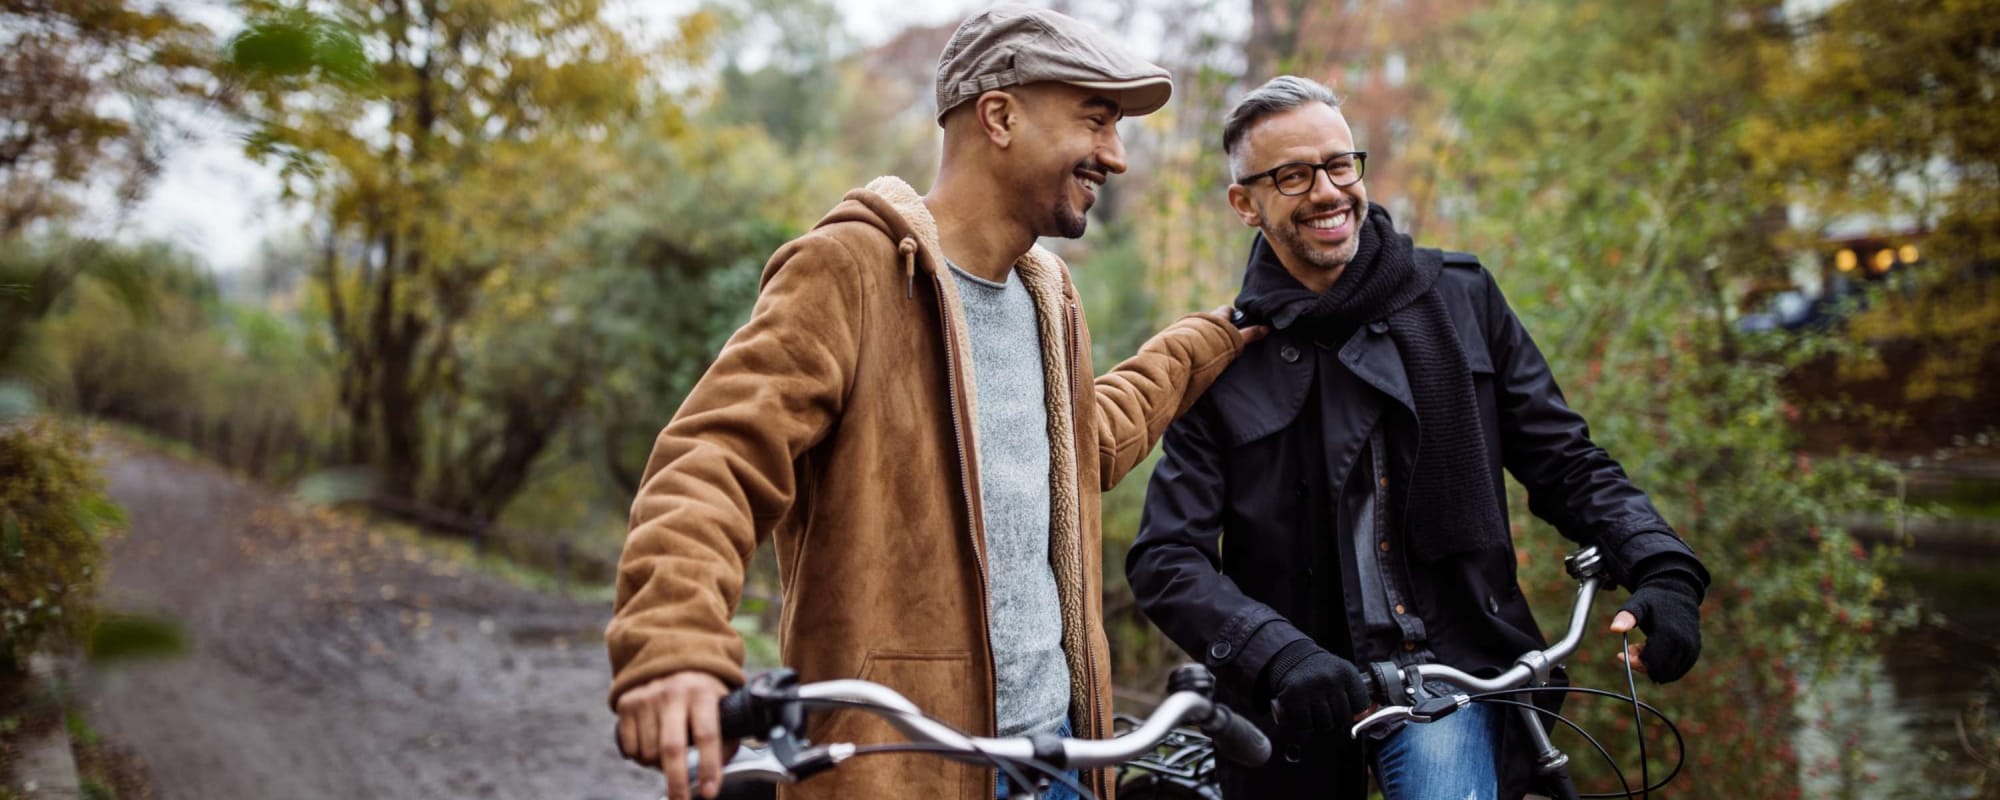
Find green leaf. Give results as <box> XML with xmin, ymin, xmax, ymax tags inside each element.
<box><xmin>86</xmin><ymin>612</ymin><xmax>189</xmax><ymax>664</ymax></box>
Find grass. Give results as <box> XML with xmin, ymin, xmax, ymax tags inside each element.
<box><xmin>368</xmin><ymin>516</ymin><xmax>619</xmax><ymax>604</ymax></box>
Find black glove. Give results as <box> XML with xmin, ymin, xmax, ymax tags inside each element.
<box><xmin>1262</xmin><ymin>640</ymin><xmax>1371</xmax><ymax>734</ymax></box>
<box><xmin>1619</xmin><ymin>572</ymin><xmax>1703</xmax><ymax>683</ymax></box>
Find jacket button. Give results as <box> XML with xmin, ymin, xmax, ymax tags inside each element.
<box><xmin>1488</xmin><ymin>595</ymin><xmax>1502</xmax><ymax>614</ymax></box>
<box><xmin>1283</xmin><ymin>745</ymin><xmax>1304</xmax><ymax>763</ymax></box>
<box><xmin>1280</xmin><ymin>345</ymin><xmax>1300</xmax><ymax>363</ymax></box>
<box><xmin>1369</xmin><ymin>320</ymin><xmax>1390</xmax><ymax>334</ymax></box>
<box><xmin>1208</xmin><ymin>641</ymin><xmax>1232</xmax><ymax>660</ymax></box>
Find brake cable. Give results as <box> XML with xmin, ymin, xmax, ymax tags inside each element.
<box><xmin>1459</xmin><ymin>685</ymin><xmax>1686</xmax><ymax>798</ymax></box>
<box><xmin>1622</xmin><ymin>631</ymin><xmax>1649</xmax><ymax>800</ymax></box>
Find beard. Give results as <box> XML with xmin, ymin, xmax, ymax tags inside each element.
<box><xmin>1265</xmin><ymin>201</ymin><xmax>1360</xmax><ymax>278</ymax></box>
<box><xmin>1041</xmin><ymin>158</ymin><xmax>1105</xmax><ymax>240</ymax></box>
<box><xmin>1051</xmin><ymin>192</ymin><xmax>1089</xmax><ymax>239</ymax></box>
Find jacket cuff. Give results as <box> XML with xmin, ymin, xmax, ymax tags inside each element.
<box><xmin>1204</xmin><ymin>605</ymin><xmax>1311</xmax><ymax>696</ymax></box>
<box><xmin>606</xmin><ymin>628</ymin><xmax>746</xmax><ymax>710</ymax></box>
<box><xmin>1629</xmin><ymin>553</ymin><xmax>1710</xmax><ymax>602</ymax></box>
<box><xmin>1259</xmin><ymin>638</ymin><xmax>1324</xmax><ymax>697</ymax></box>
<box><xmin>1592</xmin><ymin>521</ymin><xmax>1703</xmax><ymax>588</ymax></box>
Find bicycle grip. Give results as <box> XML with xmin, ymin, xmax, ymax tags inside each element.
<box><xmin>717</xmin><ymin>685</ymin><xmax>765</xmax><ymax>740</ymax></box>
<box><xmin>1200</xmin><ymin>703</ymin><xmax>1272</xmax><ymax>767</ymax></box>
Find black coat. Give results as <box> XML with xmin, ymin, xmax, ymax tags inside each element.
<box><xmin>1127</xmin><ymin>251</ymin><xmax>1705</xmax><ymax>799</ymax></box>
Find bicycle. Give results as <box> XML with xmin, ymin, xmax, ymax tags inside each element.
<box><xmin>1109</xmin><ymin>712</ymin><xmax>1222</xmax><ymax>799</ymax></box>
<box><xmin>1117</xmin><ymin>545</ymin><xmax>1685</xmax><ymax>800</ymax></box>
<box><xmin>645</xmin><ymin>661</ymin><xmax>1271</xmax><ymax>800</ymax></box>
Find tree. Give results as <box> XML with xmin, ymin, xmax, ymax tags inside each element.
<box><xmin>1426</xmin><ymin>1</ymin><xmax>1903</xmax><ymax>795</ymax></box>
<box><xmin>226</xmin><ymin>1</ymin><xmax>712</xmax><ymax>532</ymax></box>
<box><xmin>1753</xmin><ymin>0</ymin><xmax>2000</xmax><ymax>441</ymax></box>
<box><xmin>1754</xmin><ymin>0</ymin><xmax>2000</xmax><ymax>269</ymax></box>
<box><xmin>570</xmin><ymin>118</ymin><xmax>835</xmax><ymax>496</ymax></box>
<box><xmin>707</xmin><ymin>0</ymin><xmax>850</xmax><ymax>149</ymax></box>
<box><xmin>0</xmin><ymin>0</ymin><xmax>217</xmax><ymax>237</ymax></box>
<box><xmin>0</xmin><ymin>0</ymin><xmax>217</xmax><ymax>378</ymax></box>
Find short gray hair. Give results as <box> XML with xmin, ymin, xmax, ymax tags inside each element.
<box><xmin>1222</xmin><ymin>76</ymin><xmax>1342</xmax><ymax>180</ymax></box>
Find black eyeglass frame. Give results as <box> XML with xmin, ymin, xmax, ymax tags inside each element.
<box><xmin>1234</xmin><ymin>151</ymin><xmax>1369</xmax><ymax>196</ymax></box>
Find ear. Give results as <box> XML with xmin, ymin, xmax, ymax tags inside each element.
<box><xmin>1227</xmin><ymin>184</ymin><xmax>1263</xmax><ymax>228</ymax></box>
<box><xmin>975</xmin><ymin>90</ymin><xmax>1020</xmax><ymax>148</ymax></box>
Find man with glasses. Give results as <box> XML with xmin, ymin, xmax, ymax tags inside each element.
<box><xmin>1126</xmin><ymin>76</ymin><xmax>1711</xmax><ymax>799</ymax></box>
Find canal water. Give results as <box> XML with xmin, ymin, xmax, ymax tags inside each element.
<box><xmin>1800</xmin><ymin>543</ymin><xmax>2000</xmax><ymax>797</ymax></box>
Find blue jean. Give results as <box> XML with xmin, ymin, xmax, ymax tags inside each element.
<box><xmin>994</xmin><ymin>719</ymin><xmax>1080</xmax><ymax>800</ymax></box>
<box><xmin>1372</xmin><ymin>701</ymin><xmax>1504</xmax><ymax>800</ymax></box>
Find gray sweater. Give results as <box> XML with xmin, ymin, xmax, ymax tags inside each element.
<box><xmin>948</xmin><ymin>263</ymin><xmax>1070</xmax><ymax>737</ymax></box>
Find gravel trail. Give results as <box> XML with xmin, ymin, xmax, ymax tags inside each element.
<box><xmin>81</xmin><ymin>439</ymin><xmax>663</xmax><ymax>800</ymax></box>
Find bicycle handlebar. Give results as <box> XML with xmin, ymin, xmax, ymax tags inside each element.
<box><xmin>689</xmin><ymin>663</ymin><xmax>1268</xmax><ymax>792</ymax></box>
<box><xmin>1351</xmin><ymin>546</ymin><xmax>1611</xmax><ymax>739</ymax></box>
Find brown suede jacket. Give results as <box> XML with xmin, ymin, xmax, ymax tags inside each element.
<box><xmin>606</xmin><ymin>176</ymin><xmax>1242</xmax><ymax>799</ymax></box>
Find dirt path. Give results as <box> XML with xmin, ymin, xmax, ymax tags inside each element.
<box><xmin>79</xmin><ymin>438</ymin><xmax>663</xmax><ymax>799</ymax></box>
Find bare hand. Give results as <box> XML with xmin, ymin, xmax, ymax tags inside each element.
<box><xmin>1608</xmin><ymin>610</ymin><xmax>1649</xmax><ymax>675</ymax></box>
<box><xmin>616</xmin><ymin>671</ymin><xmax>735</xmax><ymax>800</ymax></box>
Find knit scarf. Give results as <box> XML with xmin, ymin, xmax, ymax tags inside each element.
<box><xmin>1236</xmin><ymin>203</ymin><xmax>1507</xmax><ymax>561</ymax></box>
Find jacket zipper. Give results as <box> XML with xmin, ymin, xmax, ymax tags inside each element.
<box><xmin>1066</xmin><ymin>299</ymin><xmax>1105</xmax><ymax>794</ymax></box>
<box><xmin>932</xmin><ymin>269</ymin><xmax>1000</xmax><ymax>760</ymax></box>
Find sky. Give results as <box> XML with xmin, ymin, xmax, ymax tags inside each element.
<box><xmin>119</xmin><ymin>0</ymin><xmax>990</xmax><ymax>273</ymax></box>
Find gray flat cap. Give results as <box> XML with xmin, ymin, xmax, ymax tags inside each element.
<box><xmin>934</xmin><ymin>4</ymin><xmax>1173</xmax><ymax>125</ymax></box>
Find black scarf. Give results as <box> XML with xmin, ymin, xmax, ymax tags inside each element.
<box><xmin>1235</xmin><ymin>203</ymin><xmax>1507</xmax><ymax>561</ymax></box>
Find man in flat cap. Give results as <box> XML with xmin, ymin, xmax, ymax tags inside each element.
<box><xmin>606</xmin><ymin>6</ymin><xmax>1262</xmax><ymax>799</ymax></box>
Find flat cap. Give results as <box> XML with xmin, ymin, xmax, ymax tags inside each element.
<box><xmin>934</xmin><ymin>4</ymin><xmax>1173</xmax><ymax>125</ymax></box>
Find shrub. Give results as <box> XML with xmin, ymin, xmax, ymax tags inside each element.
<box><xmin>0</xmin><ymin>420</ymin><xmax>124</xmax><ymax>673</ymax></box>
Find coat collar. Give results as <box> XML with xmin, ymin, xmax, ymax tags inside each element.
<box><xmin>1206</xmin><ymin>326</ymin><xmax>1414</xmax><ymax>448</ymax></box>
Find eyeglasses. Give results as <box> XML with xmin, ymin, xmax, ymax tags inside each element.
<box><xmin>1235</xmin><ymin>151</ymin><xmax>1368</xmax><ymax>196</ymax></box>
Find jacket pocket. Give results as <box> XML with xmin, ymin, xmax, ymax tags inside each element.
<box><xmin>810</xmin><ymin>649</ymin><xmax>978</xmax><ymax>799</ymax></box>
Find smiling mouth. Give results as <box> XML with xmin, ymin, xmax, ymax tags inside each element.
<box><xmin>1302</xmin><ymin>209</ymin><xmax>1350</xmax><ymax>231</ymax></box>
<box><xmin>1074</xmin><ymin>167</ymin><xmax>1106</xmax><ymax>196</ymax></box>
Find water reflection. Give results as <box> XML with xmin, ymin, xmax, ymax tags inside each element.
<box><xmin>1817</xmin><ymin>547</ymin><xmax>2000</xmax><ymax>796</ymax></box>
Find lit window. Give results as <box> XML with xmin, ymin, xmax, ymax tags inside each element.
<box><xmin>1871</xmin><ymin>249</ymin><xmax>1895</xmax><ymax>274</ymax></box>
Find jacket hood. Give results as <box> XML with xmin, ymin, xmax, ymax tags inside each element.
<box><xmin>819</xmin><ymin>178</ymin><xmax>933</xmax><ymax>258</ymax></box>
<box><xmin>816</xmin><ymin>176</ymin><xmax>1074</xmax><ymax>297</ymax></box>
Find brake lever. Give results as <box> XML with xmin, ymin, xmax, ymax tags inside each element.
<box><xmin>1348</xmin><ymin>693</ymin><xmax>1471</xmax><ymax>739</ymax></box>
<box><xmin>682</xmin><ymin>742</ymin><xmax>858</xmax><ymax>791</ymax></box>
